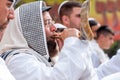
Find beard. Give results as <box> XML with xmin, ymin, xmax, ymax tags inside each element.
<box><xmin>0</xmin><ymin>25</ymin><xmax>5</xmax><ymax>31</ymax></box>
<box><xmin>0</xmin><ymin>20</ymin><xmax>9</xmax><ymax>31</ymax></box>
<box><xmin>47</xmin><ymin>39</ymin><xmax>56</xmax><ymax>53</ymax></box>
<box><xmin>47</xmin><ymin>35</ymin><xmax>56</xmax><ymax>47</ymax></box>
<box><xmin>69</xmin><ymin>22</ymin><xmax>81</xmax><ymax>31</ymax></box>
<box><xmin>47</xmin><ymin>39</ymin><xmax>59</xmax><ymax>57</ymax></box>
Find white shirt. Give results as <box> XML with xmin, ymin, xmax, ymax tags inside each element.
<box><xmin>102</xmin><ymin>72</ymin><xmax>120</xmax><ymax>80</ymax></box>
<box><xmin>89</xmin><ymin>39</ymin><xmax>109</xmax><ymax>68</ymax></box>
<box><xmin>0</xmin><ymin>57</ymin><xmax>15</xmax><ymax>80</ymax></box>
<box><xmin>97</xmin><ymin>49</ymin><xmax>120</xmax><ymax>79</ymax></box>
<box><xmin>5</xmin><ymin>37</ymin><xmax>98</xmax><ymax>80</ymax></box>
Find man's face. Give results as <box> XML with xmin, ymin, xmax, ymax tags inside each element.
<box><xmin>67</xmin><ymin>7</ymin><xmax>81</xmax><ymax>30</ymax></box>
<box><xmin>43</xmin><ymin>11</ymin><xmax>57</xmax><ymax>41</ymax></box>
<box><xmin>0</xmin><ymin>0</ymin><xmax>14</xmax><ymax>30</ymax></box>
<box><xmin>100</xmin><ymin>34</ymin><xmax>114</xmax><ymax>49</ymax></box>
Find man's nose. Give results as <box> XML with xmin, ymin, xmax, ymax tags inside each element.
<box><xmin>8</xmin><ymin>8</ymin><xmax>14</xmax><ymax>19</ymax></box>
<box><xmin>50</xmin><ymin>24</ymin><xmax>57</xmax><ymax>32</ymax></box>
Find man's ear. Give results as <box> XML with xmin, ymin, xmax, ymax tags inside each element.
<box><xmin>62</xmin><ymin>15</ymin><xmax>69</xmax><ymax>25</ymax></box>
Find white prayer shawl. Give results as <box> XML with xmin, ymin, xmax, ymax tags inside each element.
<box><xmin>102</xmin><ymin>72</ymin><xmax>120</xmax><ymax>80</ymax></box>
<box><xmin>0</xmin><ymin>1</ymin><xmax>49</xmax><ymax>61</ymax></box>
<box><xmin>97</xmin><ymin>49</ymin><xmax>120</xmax><ymax>79</ymax></box>
<box><xmin>90</xmin><ymin>39</ymin><xmax>109</xmax><ymax>67</ymax></box>
<box><xmin>0</xmin><ymin>57</ymin><xmax>16</xmax><ymax>80</ymax></box>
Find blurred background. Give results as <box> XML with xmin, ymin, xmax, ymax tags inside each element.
<box><xmin>15</xmin><ymin>0</ymin><xmax>120</xmax><ymax>58</ymax></box>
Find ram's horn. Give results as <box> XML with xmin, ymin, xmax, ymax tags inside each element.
<box><xmin>80</xmin><ymin>0</ymin><xmax>94</xmax><ymax>40</ymax></box>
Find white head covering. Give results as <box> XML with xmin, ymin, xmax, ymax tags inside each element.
<box><xmin>58</xmin><ymin>1</ymin><xmax>68</xmax><ymax>15</ymax></box>
<box><xmin>0</xmin><ymin>1</ymin><xmax>49</xmax><ymax>59</ymax></box>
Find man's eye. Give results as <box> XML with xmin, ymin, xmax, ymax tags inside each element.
<box><xmin>76</xmin><ymin>14</ymin><xmax>81</xmax><ymax>17</ymax></box>
<box><xmin>6</xmin><ymin>2</ymin><xmax>12</xmax><ymax>8</ymax></box>
<box><xmin>109</xmin><ymin>37</ymin><xmax>113</xmax><ymax>40</ymax></box>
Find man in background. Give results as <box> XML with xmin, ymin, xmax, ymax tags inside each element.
<box><xmin>88</xmin><ymin>18</ymin><xmax>100</xmax><ymax>39</ymax></box>
<box><xmin>88</xmin><ymin>18</ymin><xmax>110</xmax><ymax>68</ymax></box>
<box><xmin>57</xmin><ymin>1</ymin><xmax>98</xmax><ymax>79</ymax></box>
<box><xmin>96</xmin><ymin>25</ymin><xmax>114</xmax><ymax>51</ymax></box>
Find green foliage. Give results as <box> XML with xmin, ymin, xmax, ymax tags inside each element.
<box><xmin>105</xmin><ymin>41</ymin><xmax>120</xmax><ymax>58</ymax></box>
<box><xmin>15</xmin><ymin>0</ymin><xmax>38</xmax><ymax>8</ymax></box>
<box><xmin>15</xmin><ymin>0</ymin><xmax>86</xmax><ymax>8</ymax></box>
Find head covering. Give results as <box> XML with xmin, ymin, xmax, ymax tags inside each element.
<box><xmin>58</xmin><ymin>1</ymin><xmax>68</xmax><ymax>15</ymax></box>
<box><xmin>42</xmin><ymin>6</ymin><xmax>51</xmax><ymax>12</ymax></box>
<box><xmin>41</xmin><ymin>1</ymin><xmax>51</xmax><ymax>12</ymax></box>
<box><xmin>0</xmin><ymin>1</ymin><xmax>49</xmax><ymax>59</ymax></box>
<box><xmin>88</xmin><ymin>18</ymin><xmax>100</xmax><ymax>28</ymax></box>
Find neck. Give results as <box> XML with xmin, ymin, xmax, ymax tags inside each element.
<box><xmin>96</xmin><ymin>39</ymin><xmax>104</xmax><ymax>49</ymax></box>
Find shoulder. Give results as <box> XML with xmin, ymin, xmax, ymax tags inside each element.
<box><xmin>116</xmin><ymin>49</ymin><xmax>120</xmax><ymax>55</ymax></box>
<box><xmin>5</xmin><ymin>49</ymin><xmax>38</xmax><ymax>66</ymax></box>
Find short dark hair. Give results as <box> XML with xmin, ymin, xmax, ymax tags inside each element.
<box><xmin>96</xmin><ymin>25</ymin><xmax>114</xmax><ymax>39</ymax></box>
<box><xmin>59</xmin><ymin>1</ymin><xmax>82</xmax><ymax>22</ymax></box>
<box><xmin>88</xmin><ymin>18</ymin><xmax>98</xmax><ymax>28</ymax></box>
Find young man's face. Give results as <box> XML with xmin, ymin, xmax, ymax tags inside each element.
<box><xmin>100</xmin><ymin>34</ymin><xmax>114</xmax><ymax>49</ymax></box>
<box><xmin>0</xmin><ymin>0</ymin><xmax>14</xmax><ymax>30</ymax></box>
<box><xmin>67</xmin><ymin>7</ymin><xmax>82</xmax><ymax>30</ymax></box>
<box><xmin>103</xmin><ymin>34</ymin><xmax>114</xmax><ymax>49</ymax></box>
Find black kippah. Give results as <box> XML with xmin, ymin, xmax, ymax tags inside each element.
<box><xmin>89</xmin><ymin>20</ymin><xmax>98</xmax><ymax>27</ymax></box>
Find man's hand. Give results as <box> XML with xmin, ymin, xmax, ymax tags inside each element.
<box><xmin>61</xmin><ymin>28</ymin><xmax>80</xmax><ymax>40</ymax></box>
<box><xmin>56</xmin><ymin>28</ymin><xmax>80</xmax><ymax>51</ymax></box>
